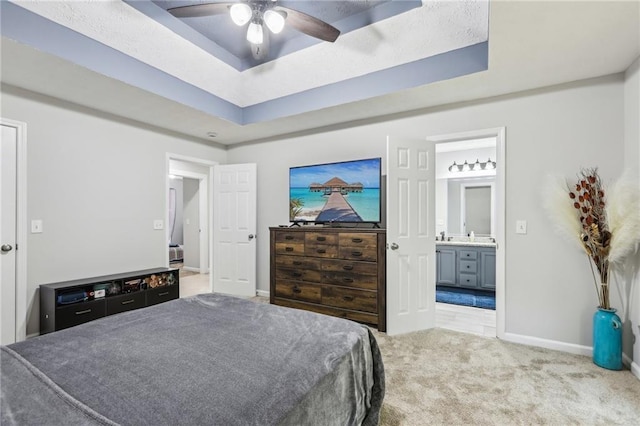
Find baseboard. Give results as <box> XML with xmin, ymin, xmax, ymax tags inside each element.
<box><xmin>27</xmin><ymin>332</ymin><xmax>39</xmax><ymax>339</ymax></box>
<box><xmin>182</xmin><ymin>266</ymin><xmax>200</xmax><ymax>273</ymax></box>
<box><xmin>503</xmin><ymin>332</ymin><xmax>592</xmax><ymax>357</ymax></box>
<box><xmin>256</xmin><ymin>289</ymin><xmax>270</xmax><ymax>298</ymax></box>
<box><xmin>631</xmin><ymin>360</ymin><xmax>640</xmax><ymax>380</ymax></box>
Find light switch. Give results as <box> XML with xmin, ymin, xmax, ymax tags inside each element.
<box><xmin>31</xmin><ymin>220</ymin><xmax>43</xmax><ymax>233</ymax></box>
<box><xmin>186</xmin><ymin>219</ymin><xmax>190</xmax><ymax>225</ymax></box>
<box><xmin>153</xmin><ymin>220</ymin><xmax>164</xmax><ymax>230</ymax></box>
<box><xmin>516</xmin><ymin>220</ymin><xmax>527</xmax><ymax>234</ymax></box>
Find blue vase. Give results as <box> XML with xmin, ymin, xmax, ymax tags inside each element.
<box><xmin>592</xmin><ymin>307</ymin><xmax>622</xmax><ymax>370</ymax></box>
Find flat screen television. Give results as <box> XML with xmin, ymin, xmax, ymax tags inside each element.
<box><xmin>289</xmin><ymin>157</ymin><xmax>381</xmax><ymax>224</ymax></box>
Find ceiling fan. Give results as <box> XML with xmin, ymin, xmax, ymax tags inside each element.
<box><xmin>168</xmin><ymin>1</ymin><xmax>340</xmax><ymax>59</ymax></box>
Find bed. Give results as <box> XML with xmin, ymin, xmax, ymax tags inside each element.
<box><xmin>169</xmin><ymin>244</ymin><xmax>183</xmax><ymax>262</ymax></box>
<box><xmin>1</xmin><ymin>294</ymin><xmax>384</xmax><ymax>425</ymax></box>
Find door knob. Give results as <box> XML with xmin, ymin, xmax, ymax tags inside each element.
<box><xmin>1</xmin><ymin>244</ymin><xmax>13</xmax><ymax>253</ymax></box>
<box><xmin>390</xmin><ymin>243</ymin><xmax>399</xmax><ymax>250</ymax></box>
<box><xmin>248</xmin><ymin>234</ymin><xmax>255</xmax><ymax>240</ymax></box>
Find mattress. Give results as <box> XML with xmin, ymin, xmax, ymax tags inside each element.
<box><xmin>1</xmin><ymin>294</ymin><xmax>384</xmax><ymax>425</ymax></box>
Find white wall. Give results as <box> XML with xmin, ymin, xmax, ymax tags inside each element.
<box><xmin>228</xmin><ymin>74</ymin><xmax>626</xmax><ymax>350</ymax></box>
<box><xmin>623</xmin><ymin>56</ymin><xmax>640</xmax><ymax>374</ymax></box>
<box><xmin>1</xmin><ymin>85</ymin><xmax>227</xmax><ymax>335</ymax></box>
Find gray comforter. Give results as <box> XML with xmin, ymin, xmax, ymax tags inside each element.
<box><xmin>1</xmin><ymin>294</ymin><xmax>384</xmax><ymax>425</ymax></box>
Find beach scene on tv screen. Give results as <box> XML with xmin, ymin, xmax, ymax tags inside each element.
<box><xmin>290</xmin><ymin>158</ymin><xmax>380</xmax><ymax>223</ymax></box>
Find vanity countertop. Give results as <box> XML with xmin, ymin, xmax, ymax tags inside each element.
<box><xmin>436</xmin><ymin>241</ymin><xmax>496</xmax><ymax>248</ymax></box>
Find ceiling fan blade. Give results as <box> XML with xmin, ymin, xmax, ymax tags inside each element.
<box><xmin>276</xmin><ymin>6</ymin><xmax>340</xmax><ymax>42</ymax></box>
<box><xmin>167</xmin><ymin>2</ymin><xmax>234</xmax><ymax>18</ymax></box>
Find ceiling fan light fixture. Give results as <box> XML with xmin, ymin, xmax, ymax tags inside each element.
<box><xmin>264</xmin><ymin>9</ymin><xmax>286</xmax><ymax>34</ymax></box>
<box><xmin>230</xmin><ymin>3</ymin><xmax>252</xmax><ymax>26</ymax></box>
<box><xmin>246</xmin><ymin>21</ymin><xmax>264</xmax><ymax>45</ymax></box>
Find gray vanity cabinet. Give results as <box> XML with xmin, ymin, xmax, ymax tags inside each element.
<box><xmin>436</xmin><ymin>244</ymin><xmax>496</xmax><ymax>291</ymax></box>
<box><xmin>436</xmin><ymin>248</ymin><xmax>457</xmax><ymax>286</ymax></box>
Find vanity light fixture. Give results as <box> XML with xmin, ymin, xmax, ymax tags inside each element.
<box><xmin>448</xmin><ymin>158</ymin><xmax>496</xmax><ymax>172</ymax></box>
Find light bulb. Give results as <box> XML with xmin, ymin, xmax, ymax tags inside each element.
<box><xmin>462</xmin><ymin>161</ymin><xmax>470</xmax><ymax>172</ymax></box>
<box><xmin>487</xmin><ymin>158</ymin><xmax>495</xmax><ymax>170</ymax></box>
<box><xmin>264</xmin><ymin>9</ymin><xmax>285</xmax><ymax>34</ymax></box>
<box><xmin>230</xmin><ymin>3</ymin><xmax>252</xmax><ymax>26</ymax></box>
<box><xmin>448</xmin><ymin>161</ymin><xmax>457</xmax><ymax>172</ymax></box>
<box><xmin>247</xmin><ymin>21</ymin><xmax>264</xmax><ymax>45</ymax></box>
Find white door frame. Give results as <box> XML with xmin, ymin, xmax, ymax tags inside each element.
<box><xmin>427</xmin><ymin>127</ymin><xmax>506</xmax><ymax>339</ymax></box>
<box><xmin>1</xmin><ymin>118</ymin><xmax>28</xmax><ymax>342</ymax></box>
<box><xmin>166</xmin><ymin>154</ymin><xmax>217</xmax><ymax>291</ymax></box>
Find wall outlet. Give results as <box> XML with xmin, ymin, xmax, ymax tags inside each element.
<box><xmin>516</xmin><ymin>220</ymin><xmax>527</xmax><ymax>234</ymax></box>
<box><xmin>31</xmin><ymin>220</ymin><xmax>43</xmax><ymax>233</ymax></box>
<box><xmin>153</xmin><ymin>220</ymin><xmax>164</xmax><ymax>230</ymax></box>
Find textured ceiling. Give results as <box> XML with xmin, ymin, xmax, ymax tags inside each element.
<box><xmin>1</xmin><ymin>1</ymin><xmax>639</xmax><ymax>146</ymax></box>
<box><xmin>145</xmin><ymin>0</ymin><xmax>394</xmax><ymax>68</ymax></box>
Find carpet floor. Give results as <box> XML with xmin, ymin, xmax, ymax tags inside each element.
<box><xmin>250</xmin><ymin>297</ymin><xmax>640</xmax><ymax>424</ymax></box>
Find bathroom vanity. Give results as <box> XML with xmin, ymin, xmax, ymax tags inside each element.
<box><xmin>436</xmin><ymin>242</ymin><xmax>496</xmax><ymax>291</ymax></box>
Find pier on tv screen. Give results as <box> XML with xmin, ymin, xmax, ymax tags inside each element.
<box><xmin>289</xmin><ymin>158</ymin><xmax>381</xmax><ymax>223</ymax></box>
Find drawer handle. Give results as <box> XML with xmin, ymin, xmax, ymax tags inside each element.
<box><xmin>285</xmin><ymin>236</ymin><xmax>294</xmax><ymax>240</ymax></box>
<box><xmin>467</xmin><ymin>265</ymin><xmax>470</xmax><ymax>269</ymax></box>
<box><xmin>75</xmin><ymin>309</ymin><xmax>92</xmax><ymax>315</ymax></box>
<box><xmin>121</xmin><ymin>299</ymin><xmax>135</xmax><ymax>305</ymax></box>
<box><xmin>351</xmin><ymin>251</ymin><xmax>363</xmax><ymax>257</ymax></box>
<box><xmin>465</xmin><ymin>280</ymin><xmax>470</xmax><ymax>283</ymax></box>
<box><xmin>352</xmin><ymin>238</ymin><xmax>363</xmax><ymax>243</ymax></box>
<box><xmin>317</xmin><ymin>249</ymin><xmax>326</xmax><ymax>254</ymax></box>
<box><xmin>292</xmin><ymin>272</ymin><xmax>303</xmax><ymax>278</ymax></box>
<box><xmin>285</xmin><ymin>247</ymin><xmax>294</xmax><ymax>252</ymax></box>
<box><xmin>316</xmin><ymin>236</ymin><xmax>326</xmax><ymax>242</ymax></box>
<box><xmin>158</xmin><ymin>291</ymin><xmax>170</xmax><ymax>297</ymax></box>
<box><xmin>342</xmin><ymin>265</ymin><xmax>354</xmax><ymax>271</ymax></box>
<box><xmin>292</xmin><ymin>261</ymin><xmax>302</xmax><ymax>266</ymax></box>
<box><xmin>292</xmin><ymin>287</ymin><xmax>302</xmax><ymax>294</ymax></box>
<box><xmin>343</xmin><ymin>277</ymin><xmax>354</xmax><ymax>283</ymax></box>
<box><xmin>343</xmin><ymin>296</ymin><xmax>355</xmax><ymax>302</ymax></box>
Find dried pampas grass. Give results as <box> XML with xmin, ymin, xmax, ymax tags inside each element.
<box><xmin>543</xmin><ymin>174</ymin><xmax>583</xmax><ymax>250</ymax></box>
<box><xmin>606</xmin><ymin>171</ymin><xmax>640</xmax><ymax>264</ymax></box>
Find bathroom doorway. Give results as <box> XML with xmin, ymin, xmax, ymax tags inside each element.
<box><xmin>429</xmin><ymin>128</ymin><xmax>505</xmax><ymax>338</ymax></box>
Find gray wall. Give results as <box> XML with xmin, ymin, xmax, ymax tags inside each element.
<box><xmin>227</xmin><ymin>74</ymin><xmax>631</xmax><ymax>350</ymax></box>
<box><xmin>182</xmin><ymin>177</ymin><xmax>200</xmax><ymax>269</ymax></box>
<box><xmin>1</xmin><ymin>85</ymin><xmax>227</xmax><ymax>335</ymax></box>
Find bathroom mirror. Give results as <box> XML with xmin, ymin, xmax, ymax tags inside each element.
<box><xmin>444</xmin><ymin>177</ymin><xmax>495</xmax><ymax>236</ymax></box>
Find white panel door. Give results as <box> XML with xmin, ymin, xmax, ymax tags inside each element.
<box><xmin>1</xmin><ymin>124</ymin><xmax>18</xmax><ymax>345</ymax></box>
<box><xmin>213</xmin><ymin>164</ymin><xmax>257</xmax><ymax>297</ymax></box>
<box><xmin>386</xmin><ymin>136</ymin><xmax>436</xmax><ymax>335</ymax></box>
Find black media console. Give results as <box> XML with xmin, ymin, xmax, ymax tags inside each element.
<box><xmin>40</xmin><ymin>267</ymin><xmax>179</xmax><ymax>334</ymax></box>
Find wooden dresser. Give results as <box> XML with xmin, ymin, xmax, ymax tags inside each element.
<box><xmin>270</xmin><ymin>227</ymin><xmax>386</xmax><ymax>331</ymax></box>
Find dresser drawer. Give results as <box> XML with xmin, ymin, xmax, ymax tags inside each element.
<box><xmin>459</xmin><ymin>273</ymin><xmax>478</xmax><ymax>287</ymax></box>
<box><xmin>305</xmin><ymin>232</ymin><xmax>338</xmax><ymax>245</ymax></box>
<box><xmin>275</xmin><ymin>242</ymin><xmax>305</xmax><ymax>256</ymax></box>
<box><xmin>322</xmin><ymin>271</ymin><xmax>377</xmax><ymax>290</ymax></box>
<box><xmin>106</xmin><ymin>292</ymin><xmax>145</xmax><ymax>316</ymax></box>
<box><xmin>322</xmin><ymin>286</ymin><xmax>377</xmax><ymax>313</ymax></box>
<box><xmin>275</xmin><ymin>255</ymin><xmax>321</xmax><ymax>271</ymax></box>
<box><xmin>275</xmin><ymin>232</ymin><xmax>305</xmax><ymax>243</ymax></box>
<box><xmin>459</xmin><ymin>260</ymin><xmax>477</xmax><ymax>273</ymax></box>
<box><xmin>274</xmin><ymin>298</ymin><xmax>378</xmax><ymax>326</ymax></box>
<box><xmin>339</xmin><ymin>246</ymin><xmax>377</xmax><ymax>262</ymax></box>
<box><xmin>322</xmin><ymin>259</ymin><xmax>377</xmax><ymax>276</ymax></box>
<box><xmin>275</xmin><ymin>281</ymin><xmax>321</xmax><ymax>303</ymax></box>
<box><xmin>276</xmin><ymin>268</ymin><xmax>322</xmax><ymax>283</ymax></box>
<box><xmin>55</xmin><ymin>299</ymin><xmax>106</xmax><ymax>331</ymax></box>
<box><xmin>146</xmin><ymin>285</ymin><xmax>179</xmax><ymax>306</ymax></box>
<box><xmin>459</xmin><ymin>250</ymin><xmax>478</xmax><ymax>260</ymax></box>
<box><xmin>305</xmin><ymin>243</ymin><xmax>338</xmax><ymax>258</ymax></box>
<box><xmin>339</xmin><ymin>233</ymin><xmax>377</xmax><ymax>248</ymax></box>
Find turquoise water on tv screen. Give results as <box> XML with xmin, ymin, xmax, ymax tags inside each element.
<box><xmin>290</xmin><ymin>187</ymin><xmax>380</xmax><ymax>222</ymax></box>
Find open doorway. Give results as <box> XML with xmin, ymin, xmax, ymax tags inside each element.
<box><xmin>166</xmin><ymin>154</ymin><xmax>216</xmax><ymax>298</ymax></box>
<box><xmin>429</xmin><ymin>129</ymin><xmax>505</xmax><ymax>338</ymax></box>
